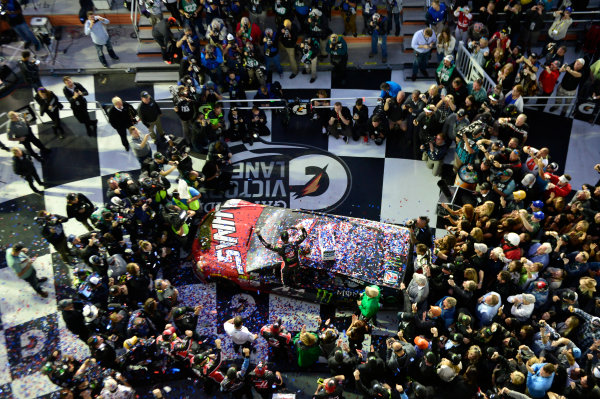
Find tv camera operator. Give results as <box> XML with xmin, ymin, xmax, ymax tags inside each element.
<box><xmin>327</xmin><ymin>34</ymin><xmax>348</xmax><ymax>83</ymax></box>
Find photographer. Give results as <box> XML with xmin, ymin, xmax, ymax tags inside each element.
<box><xmin>352</xmin><ymin>98</ymin><xmax>370</xmax><ymax>143</ymax></box>
<box><xmin>368</xmin><ymin>13</ymin><xmax>388</xmax><ymax>63</ymax></box>
<box><xmin>17</xmin><ymin>50</ymin><xmax>42</xmax><ymax>91</ymax></box>
<box><xmin>263</xmin><ymin>28</ymin><xmax>283</xmax><ymax>78</ymax></box>
<box><xmin>173</xmin><ymin>85</ymin><xmax>197</xmax><ymax>143</ymax></box>
<box><xmin>36</xmin><ymin>210</ymin><xmax>71</xmax><ymax>263</ymax></box>
<box><xmin>307</xmin><ymin>8</ymin><xmax>329</xmax><ymax>60</ymax></box>
<box><xmin>523</xmin><ymin>2</ymin><xmax>545</xmax><ymax>56</ymax></box>
<box><xmin>367</xmin><ymin>114</ymin><xmax>390</xmax><ymax>146</ymax></box>
<box><xmin>225</xmin><ymin>70</ymin><xmax>248</xmax><ymax>106</ymax></box>
<box><xmin>226</xmin><ymin>107</ymin><xmax>250</xmax><ymax>143</ymax></box>
<box><xmin>327</xmin><ymin>102</ymin><xmax>353</xmax><ymax>143</ymax></box>
<box><xmin>243</xmin><ymin>41</ymin><xmax>267</xmax><ymax>87</ymax></box>
<box><xmin>66</xmin><ymin>192</ymin><xmax>96</xmax><ymax>231</ymax></box>
<box><xmin>178</xmin><ymin>0</ymin><xmax>204</xmax><ymax>36</ymax></box>
<box><xmin>249</xmin><ymin>105</ymin><xmax>270</xmax><ymax>137</ymax></box>
<box><xmin>340</xmin><ymin>0</ymin><xmax>358</xmax><ymax>36</ymax></box>
<box><xmin>300</xmin><ymin>36</ymin><xmax>319</xmax><ymax>83</ymax></box>
<box><xmin>190</xmin><ymin>113</ymin><xmax>213</xmax><ymax>152</ymax></box>
<box><xmin>200</xmin><ymin>44</ymin><xmax>224</xmax><ymax>85</ymax></box>
<box><xmin>414</xmin><ymin>105</ymin><xmax>443</xmax><ymax>152</ymax></box>
<box><xmin>84</xmin><ymin>13</ymin><xmax>119</xmax><ymax>68</ymax></box>
<box><xmin>279</xmin><ymin>19</ymin><xmax>299</xmax><ymax>79</ymax></box>
<box><xmin>176</xmin><ymin>26</ymin><xmax>199</xmax><ymax>64</ymax></box>
<box><xmin>326</xmin><ymin>34</ymin><xmax>348</xmax><ymax>83</ymax></box>
<box><xmin>421</xmin><ymin>133</ymin><xmax>449</xmax><ymax>177</ymax></box>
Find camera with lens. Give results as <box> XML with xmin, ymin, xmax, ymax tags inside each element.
<box><xmin>406</xmin><ymin>219</ymin><xmax>416</xmax><ymax>228</ymax></box>
<box><xmin>34</xmin><ymin>214</ymin><xmax>59</xmax><ymax>227</ymax></box>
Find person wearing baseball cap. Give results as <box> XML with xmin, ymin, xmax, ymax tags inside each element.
<box><xmin>552</xmin><ymin>58</ymin><xmax>585</xmax><ymax>116</ymax></box>
<box><xmin>548</xmin><ymin>6</ymin><xmax>573</xmax><ymax>43</ymax></box>
<box><xmin>518</xmin><ymin>208</ymin><xmax>543</xmax><ymax>234</ymax></box>
<box><xmin>531</xmin><ymin>200</ymin><xmax>544</xmax><ymax>210</ymax></box>
<box><xmin>436</xmin><ymin>54</ymin><xmax>457</xmax><ymax>90</ymax></box>
<box><xmin>137</xmin><ymin>90</ymin><xmax>164</xmax><ymax>140</ymax></box>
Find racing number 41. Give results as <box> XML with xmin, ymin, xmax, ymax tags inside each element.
<box><xmin>216</xmin><ymin>249</ymin><xmax>244</xmax><ymax>275</ymax></box>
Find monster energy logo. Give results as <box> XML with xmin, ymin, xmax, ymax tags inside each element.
<box><xmin>316</xmin><ymin>289</ymin><xmax>333</xmax><ymax>303</ymax></box>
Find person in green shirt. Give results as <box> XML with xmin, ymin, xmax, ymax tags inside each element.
<box><xmin>358</xmin><ymin>285</ymin><xmax>382</xmax><ymax>324</ymax></box>
<box><xmin>293</xmin><ymin>326</ymin><xmax>321</xmax><ymax>368</ymax></box>
<box><xmin>5</xmin><ymin>242</ymin><xmax>49</xmax><ymax>297</ymax></box>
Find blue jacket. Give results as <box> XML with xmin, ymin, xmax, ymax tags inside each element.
<box><xmin>201</xmin><ymin>47</ymin><xmax>224</xmax><ymax>70</ymax></box>
<box><xmin>381</xmin><ymin>81</ymin><xmax>402</xmax><ymax>98</ymax></box>
<box><xmin>526</xmin><ymin>363</ymin><xmax>555</xmax><ymax>399</ymax></box>
<box><xmin>426</xmin><ymin>2</ymin><xmax>447</xmax><ymax>24</ymax></box>
<box><xmin>435</xmin><ymin>297</ymin><xmax>456</xmax><ymax>328</ymax></box>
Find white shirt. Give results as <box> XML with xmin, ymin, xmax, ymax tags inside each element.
<box><xmin>224</xmin><ymin>322</ymin><xmax>256</xmax><ymax>345</ymax></box>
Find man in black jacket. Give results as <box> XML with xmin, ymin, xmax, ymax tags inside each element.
<box><xmin>138</xmin><ymin>91</ymin><xmax>164</xmax><ymax>140</ymax></box>
<box><xmin>107</xmin><ymin>96</ymin><xmax>137</xmax><ymax>151</ymax></box>
<box><xmin>58</xmin><ymin>299</ymin><xmax>89</xmax><ymax>340</ymax></box>
<box><xmin>17</xmin><ymin>50</ymin><xmax>42</xmax><ymax>90</ymax></box>
<box><xmin>36</xmin><ymin>210</ymin><xmax>71</xmax><ymax>263</ymax></box>
<box><xmin>11</xmin><ymin>147</ymin><xmax>45</xmax><ymax>193</ymax></box>
<box><xmin>63</xmin><ymin>76</ymin><xmax>97</xmax><ymax>136</ymax></box>
<box><xmin>66</xmin><ymin>192</ymin><xmax>95</xmax><ymax>231</ymax></box>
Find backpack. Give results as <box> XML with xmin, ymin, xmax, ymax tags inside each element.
<box><xmin>166</xmin><ymin>39</ymin><xmax>182</xmax><ymax>64</ymax></box>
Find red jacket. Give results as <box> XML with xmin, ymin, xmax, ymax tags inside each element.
<box><xmin>546</xmin><ymin>173</ymin><xmax>572</xmax><ymax>197</ymax></box>
<box><xmin>236</xmin><ymin>22</ymin><xmax>262</xmax><ymax>46</ymax></box>
<box><xmin>539</xmin><ymin>68</ymin><xmax>560</xmax><ymax>94</ymax></box>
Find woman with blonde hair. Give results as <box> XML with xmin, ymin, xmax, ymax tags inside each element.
<box><xmin>442</xmin><ymin>203</ymin><xmax>475</xmax><ymax>227</ymax></box>
<box><xmin>577</xmin><ymin>276</ymin><xmax>597</xmax><ymax>313</ymax></box>
<box><xmin>470</xmin><ymin>227</ymin><xmax>484</xmax><ymax>242</ymax></box>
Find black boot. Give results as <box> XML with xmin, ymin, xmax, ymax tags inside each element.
<box><xmin>99</xmin><ymin>55</ymin><xmax>109</xmax><ymax>68</ymax></box>
<box><xmin>108</xmin><ymin>50</ymin><xmax>119</xmax><ymax>60</ymax></box>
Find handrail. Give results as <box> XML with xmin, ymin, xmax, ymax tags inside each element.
<box><xmin>131</xmin><ymin>0</ymin><xmax>141</xmax><ymax>52</ymax></box>
<box><xmin>455</xmin><ymin>41</ymin><xmax>497</xmax><ymax>93</ymax></box>
<box><xmin>454</xmin><ymin>41</ymin><xmax>578</xmax><ymax>116</ymax></box>
<box><xmin>309</xmin><ymin>96</ymin><xmax>382</xmax><ymax>109</ymax></box>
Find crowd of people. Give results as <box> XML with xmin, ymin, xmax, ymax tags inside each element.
<box><xmin>2</xmin><ymin>0</ymin><xmax>600</xmax><ymax>399</ymax></box>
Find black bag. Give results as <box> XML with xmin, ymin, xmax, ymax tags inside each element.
<box><xmin>166</xmin><ymin>39</ymin><xmax>182</xmax><ymax>64</ymax></box>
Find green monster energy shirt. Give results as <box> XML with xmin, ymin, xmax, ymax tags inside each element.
<box><xmin>359</xmin><ymin>285</ymin><xmax>381</xmax><ymax>318</ymax></box>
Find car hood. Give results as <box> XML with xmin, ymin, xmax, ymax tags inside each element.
<box><xmin>193</xmin><ymin>200</ymin><xmax>411</xmax><ymax>289</ymax></box>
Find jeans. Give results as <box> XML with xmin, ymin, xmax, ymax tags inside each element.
<box><xmin>265</xmin><ymin>53</ymin><xmax>283</xmax><ymax>75</ymax></box>
<box><xmin>146</xmin><ymin>118</ymin><xmax>165</xmax><ymax>139</ymax></box>
<box><xmin>94</xmin><ymin>39</ymin><xmax>116</xmax><ymax>62</ymax></box>
<box><xmin>13</xmin><ymin>22</ymin><xmax>41</xmax><ymax>51</ymax></box>
<box><xmin>371</xmin><ymin>31</ymin><xmax>387</xmax><ymax>58</ymax></box>
<box><xmin>413</xmin><ymin>51</ymin><xmax>431</xmax><ymax>76</ymax></box>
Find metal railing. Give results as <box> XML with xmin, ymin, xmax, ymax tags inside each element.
<box><xmin>454</xmin><ymin>41</ymin><xmax>579</xmax><ymax>116</ymax></box>
<box><xmin>309</xmin><ymin>96</ymin><xmax>382</xmax><ymax>109</ymax></box>
<box><xmin>131</xmin><ymin>0</ymin><xmax>141</xmax><ymax>52</ymax></box>
<box><xmin>455</xmin><ymin>41</ymin><xmax>496</xmax><ymax>93</ymax></box>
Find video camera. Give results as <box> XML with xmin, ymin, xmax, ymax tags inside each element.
<box><xmin>34</xmin><ymin>214</ymin><xmax>60</xmax><ymax>226</ymax></box>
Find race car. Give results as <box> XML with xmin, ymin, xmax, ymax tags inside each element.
<box><xmin>192</xmin><ymin>199</ymin><xmax>412</xmax><ymax>305</ymax></box>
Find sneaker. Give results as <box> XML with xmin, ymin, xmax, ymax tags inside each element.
<box><xmin>310</xmin><ymin>77</ymin><xmax>316</xmax><ymax>83</ymax></box>
<box><xmin>363</xmin><ymin>136</ymin><xmax>368</xmax><ymax>144</ymax></box>
<box><xmin>322</xmin><ymin>126</ymin><xmax>327</xmax><ymax>135</ymax></box>
<box><xmin>289</xmin><ymin>73</ymin><xmax>297</xmax><ymax>79</ymax></box>
<box><xmin>102</xmin><ymin>63</ymin><xmax>109</xmax><ymax>68</ymax></box>
<box><xmin>38</xmin><ymin>290</ymin><xmax>49</xmax><ymax>298</ymax></box>
<box><xmin>109</xmin><ymin>54</ymin><xmax>120</xmax><ymax>60</ymax></box>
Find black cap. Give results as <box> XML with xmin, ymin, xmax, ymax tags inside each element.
<box><xmin>456</xmin><ymin>109</ymin><xmax>466</xmax><ymax>117</ymax></box>
<box><xmin>140</xmin><ymin>91</ymin><xmax>150</xmax><ymax>98</ymax></box>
